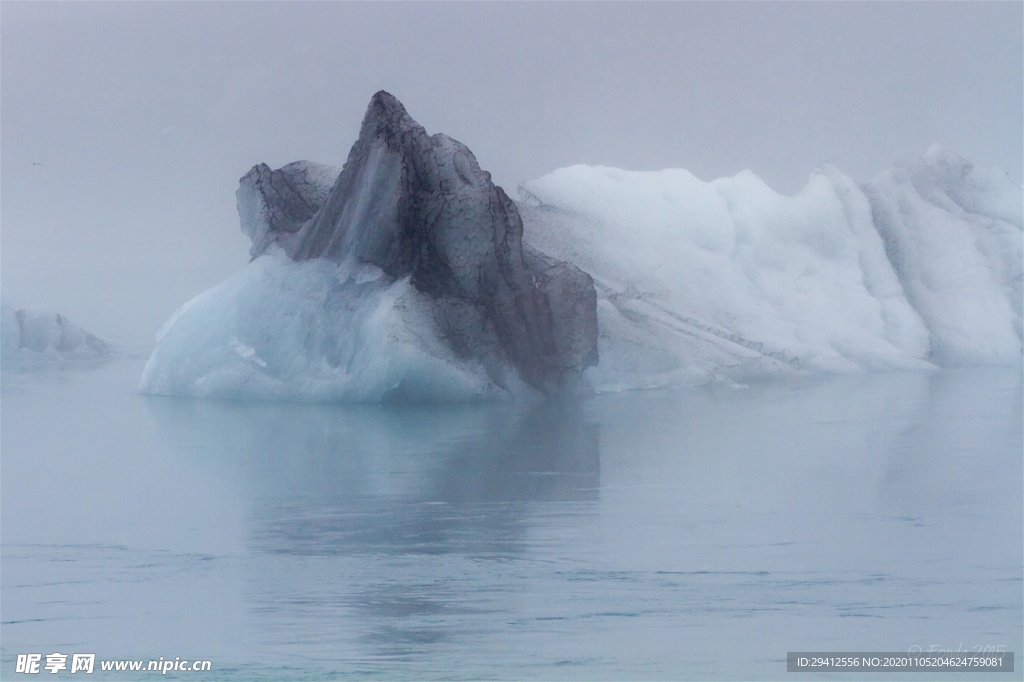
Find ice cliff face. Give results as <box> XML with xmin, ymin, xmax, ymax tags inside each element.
<box><xmin>141</xmin><ymin>92</ymin><xmax>598</xmax><ymax>400</ymax></box>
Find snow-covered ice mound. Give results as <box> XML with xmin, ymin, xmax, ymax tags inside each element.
<box><xmin>519</xmin><ymin>145</ymin><xmax>1022</xmax><ymax>392</ymax></box>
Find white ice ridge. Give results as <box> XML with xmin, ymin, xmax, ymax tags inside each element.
<box><xmin>519</xmin><ymin>146</ymin><xmax>1022</xmax><ymax>392</ymax></box>
<box><xmin>140</xmin><ymin>146</ymin><xmax>1022</xmax><ymax>401</ymax></box>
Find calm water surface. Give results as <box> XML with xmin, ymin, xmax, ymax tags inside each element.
<box><xmin>2</xmin><ymin>358</ymin><xmax>1021</xmax><ymax>680</ymax></box>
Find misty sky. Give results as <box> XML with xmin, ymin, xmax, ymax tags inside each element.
<box><xmin>2</xmin><ymin>1</ymin><xmax>1021</xmax><ymax>351</ymax></box>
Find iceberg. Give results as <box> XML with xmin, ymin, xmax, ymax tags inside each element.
<box><xmin>1</xmin><ymin>296</ymin><xmax>111</xmax><ymax>360</ymax></box>
<box><xmin>519</xmin><ymin>146</ymin><xmax>1022</xmax><ymax>391</ymax></box>
<box><xmin>140</xmin><ymin>90</ymin><xmax>1021</xmax><ymax>401</ymax></box>
<box><xmin>141</xmin><ymin>92</ymin><xmax>598</xmax><ymax>401</ymax></box>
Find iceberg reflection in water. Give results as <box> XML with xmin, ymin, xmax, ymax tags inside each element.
<box><xmin>1</xmin><ymin>359</ymin><xmax>1021</xmax><ymax>679</ymax></box>
<box><xmin>143</xmin><ymin>391</ymin><xmax>603</xmax><ymax>675</ymax></box>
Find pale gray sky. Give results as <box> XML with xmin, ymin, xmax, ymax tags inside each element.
<box><xmin>2</xmin><ymin>1</ymin><xmax>1021</xmax><ymax>350</ymax></box>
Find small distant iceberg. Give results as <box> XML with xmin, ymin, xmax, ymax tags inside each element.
<box><xmin>140</xmin><ymin>89</ymin><xmax>1022</xmax><ymax>402</ymax></box>
<box><xmin>2</xmin><ymin>297</ymin><xmax>111</xmax><ymax>360</ymax></box>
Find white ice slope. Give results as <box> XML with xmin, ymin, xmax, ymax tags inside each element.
<box><xmin>140</xmin><ymin>147</ymin><xmax>1021</xmax><ymax>400</ymax></box>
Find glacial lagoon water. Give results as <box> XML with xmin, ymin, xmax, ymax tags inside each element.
<box><xmin>2</xmin><ymin>357</ymin><xmax>1021</xmax><ymax>680</ymax></box>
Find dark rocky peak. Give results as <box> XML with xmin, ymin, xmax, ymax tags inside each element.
<box><xmin>236</xmin><ymin>91</ymin><xmax>598</xmax><ymax>394</ymax></box>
